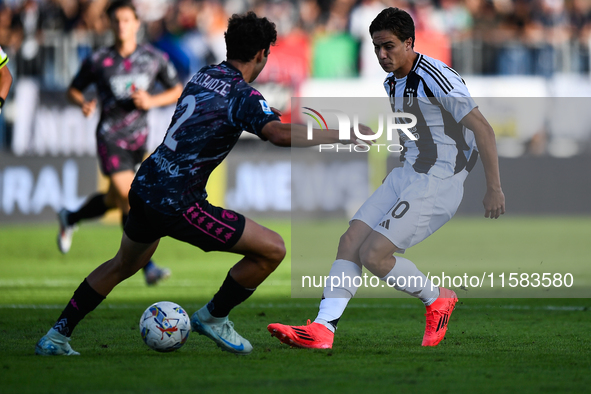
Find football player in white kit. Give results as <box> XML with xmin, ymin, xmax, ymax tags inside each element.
<box><xmin>268</xmin><ymin>7</ymin><xmax>505</xmax><ymax>348</ymax></box>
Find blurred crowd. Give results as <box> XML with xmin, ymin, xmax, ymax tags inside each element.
<box><xmin>0</xmin><ymin>0</ymin><xmax>591</xmax><ymax>83</ymax></box>
<box><xmin>1</xmin><ymin>0</ymin><xmax>590</xmax><ymax>155</ymax></box>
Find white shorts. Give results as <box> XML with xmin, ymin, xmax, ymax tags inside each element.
<box><xmin>351</xmin><ymin>164</ymin><xmax>468</xmax><ymax>253</ymax></box>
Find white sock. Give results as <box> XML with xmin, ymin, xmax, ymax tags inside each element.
<box><xmin>380</xmin><ymin>256</ymin><xmax>440</xmax><ymax>306</ymax></box>
<box><xmin>315</xmin><ymin>259</ymin><xmax>362</xmax><ymax>333</ymax></box>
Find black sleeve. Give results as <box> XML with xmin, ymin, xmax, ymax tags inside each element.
<box><xmin>70</xmin><ymin>57</ymin><xmax>95</xmax><ymax>91</ymax></box>
<box><xmin>156</xmin><ymin>54</ymin><xmax>181</xmax><ymax>89</ymax></box>
<box><xmin>229</xmin><ymin>89</ymin><xmax>280</xmax><ymax>140</ymax></box>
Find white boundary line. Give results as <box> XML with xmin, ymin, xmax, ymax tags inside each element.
<box><xmin>0</xmin><ymin>303</ymin><xmax>587</xmax><ymax>311</ymax></box>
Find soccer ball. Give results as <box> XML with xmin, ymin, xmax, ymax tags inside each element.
<box><xmin>139</xmin><ymin>301</ymin><xmax>191</xmax><ymax>352</ymax></box>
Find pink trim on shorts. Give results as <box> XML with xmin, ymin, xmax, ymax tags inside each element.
<box><xmin>183</xmin><ymin>203</ymin><xmax>236</xmax><ymax>244</ymax></box>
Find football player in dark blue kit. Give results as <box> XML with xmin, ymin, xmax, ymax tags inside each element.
<box><xmin>57</xmin><ymin>1</ymin><xmax>183</xmax><ymax>286</ymax></box>
<box><xmin>36</xmin><ymin>11</ymin><xmax>373</xmax><ymax>356</ymax></box>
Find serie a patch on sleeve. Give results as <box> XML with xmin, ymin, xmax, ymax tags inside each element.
<box><xmin>259</xmin><ymin>100</ymin><xmax>274</xmax><ymax>115</ymax></box>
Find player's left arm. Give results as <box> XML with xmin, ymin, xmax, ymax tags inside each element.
<box><xmin>460</xmin><ymin>108</ymin><xmax>506</xmax><ymax>219</ymax></box>
<box><xmin>234</xmin><ymin>92</ymin><xmax>375</xmax><ymax>146</ymax></box>
<box><xmin>434</xmin><ymin>65</ymin><xmax>505</xmax><ymax>218</ymax></box>
<box><xmin>132</xmin><ymin>51</ymin><xmax>183</xmax><ymax>110</ymax></box>
<box><xmin>261</xmin><ymin>121</ymin><xmax>374</xmax><ymax>147</ymax></box>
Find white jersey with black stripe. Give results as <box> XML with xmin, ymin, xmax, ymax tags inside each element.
<box><xmin>384</xmin><ymin>53</ymin><xmax>478</xmax><ymax>178</ymax></box>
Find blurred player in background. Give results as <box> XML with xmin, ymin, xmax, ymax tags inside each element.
<box><xmin>57</xmin><ymin>1</ymin><xmax>183</xmax><ymax>285</ymax></box>
<box><xmin>268</xmin><ymin>7</ymin><xmax>505</xmax><ymax>349</ymax></box>
<box><xmin>0</xmin><ymin>45</ymin><xmax>13</xmax><ymax>114</ymax></box>
<box><xmin>36</xmin><ymin>11</ymin><xmax>372</xmax><ymax>357</ymax></box>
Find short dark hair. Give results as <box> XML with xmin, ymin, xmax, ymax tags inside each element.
<box><xmin>369</xmin><ymin>7</ymin><xmax>415</xmax><ymax>48</ymax></box>
<box><xmin>225</xmin><ymin>12</ymin><xmax>277</xmax><ymax>62</ymax></box>
<box><xmin>106</xmin><ymin>0</ymin><xmax>138</xmax><ymax>19</ymax></box>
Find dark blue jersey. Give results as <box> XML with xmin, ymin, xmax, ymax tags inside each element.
<box><xmin>132</xmin><ymin>61</ymin><xmax>280</xmax><ymax>214</ymax></box>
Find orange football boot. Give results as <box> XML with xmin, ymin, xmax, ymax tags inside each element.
<box><xmin>268</xmin><ymin>319</ymin><xmax>334</xmax><ymax>349</ymax></box>
<box><xmin>422</xmin><ymin>287</ymin><xmax>458</xmax><ymax>346</ymax></box>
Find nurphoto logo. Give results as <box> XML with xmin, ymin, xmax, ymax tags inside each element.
<box><xmin>302</xmin><ymin>107</ymin><xmax>418</xmax><ymax>153</ymax></box>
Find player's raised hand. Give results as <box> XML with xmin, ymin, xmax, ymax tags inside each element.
<box><xmin>271</xmin><ymin>107</ymin><xmax>282</xmax><ymax>117</ymax></box>
<box><xmin>483</xmin><ymin>188</ymin><xmax>505</xmax><ymax>219</ymax></box>
<box><xmin>82</xmin><ymin>99</ymin><xmax>97</xmax><ymax>117</ymax></box>
<box><xmin>131</xmin><ymin>89</ymin><xmax>153</xmax><ymax>110</ymax></box>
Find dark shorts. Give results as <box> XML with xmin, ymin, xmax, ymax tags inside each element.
<box><xmin>97</xmin><ymin>139</ymin><xmax>145</xmax><ymax>176</ymax></box>
<box><xmin>124</xmin><ymin>190</ymin><xmax>246</xmax><ymax>252</ymax></box>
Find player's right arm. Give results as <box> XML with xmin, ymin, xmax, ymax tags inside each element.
<box><xmin>67</xmin><ymin>86</ymin><xmax>97</xmax><ymax>117</ymax></box>
<box><xmin>68</xmin><ymin>56</ymin><xmax>97</xmax><ymax>117</ymax></box>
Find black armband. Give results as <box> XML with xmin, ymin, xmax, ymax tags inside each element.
<box><xmin>0</xmin><ymin>97</ymin><xmax>4</xmax><ymax>108</ymax></box>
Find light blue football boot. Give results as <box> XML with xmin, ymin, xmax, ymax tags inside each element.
<box><xmin>190</xmin><ymin>306</ymin><xmax>253</xmax><ymax>355</ymax></box>
<box><xmin>35</xmin><ymin>328</ymin><xmax>80</xmax><ymax>356</ymax></box>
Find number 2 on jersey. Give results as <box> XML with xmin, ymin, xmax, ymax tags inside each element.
<box><xmin>164</xmin><ymin>95</ymin><xmax>196</xmax><ymax>151</ymax></box>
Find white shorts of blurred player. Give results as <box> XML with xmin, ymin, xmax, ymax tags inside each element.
<box><xmin>351</xmin><ymin>164</ymin><xmax>469</xmax><ymax>253</ymax></box>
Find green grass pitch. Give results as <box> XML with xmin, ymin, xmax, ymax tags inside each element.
<box><xmin>1</xmin><ymin>217</ymin><xmax>590</xmax><ymax>393</ymax></box>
